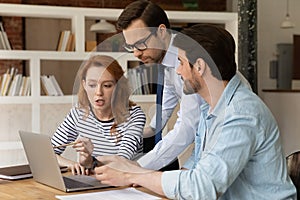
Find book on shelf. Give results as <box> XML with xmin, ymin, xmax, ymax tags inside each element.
<box><xmin>141</xmin><ymin>67</ymin><xmax>150</xmax><ymax>94</ymax></box>
<box><xmin>86</xmin><ymin>40</ymin><xmax>97</xmax><ymax>52</ymax></box>
<box><xmin>41</xmin><ymin>75</ymin><xmax>63</xmax><ymax>96</ymax></box>
<box><xmin>66</xmin><ymin>33</ymin><xmax>75</xmax><ymax>51</ymax></box>
<box><xmin>49</xmin><ymin>75</ymin><xmax>63</xmax><ymax>96</ymax></box>
<box><xmin>0</xmin><ymin>67</ymin><xmax>31</xmax><ymax>96</ymax></box>
<box><xmin>56</xmin><ymin>31</ymin><xmax>64</xmax><ymax>51</ymax></box>
<box><xmin>0</xmin><ymin>67</ymin><xmax>16</xmax><ymax>96</ymax></box>
<box><xmin>18</xmin><ymin>76</ymin><xmax>31</xmax><ymax>96</ymax></box>
<box><xmin>0</xmin><ymin>31</ymin><xmax>5</xmax><ymax>49</ymax></box>
<box><xmin>61</xmin><ymin>30</ymin><xmax>70</xmax><ymax>51</ymax></box>
<box><xmin>0</xmin><ymin>22</ymin><xmax>12</xmax><ymax>50</ymax></box>
<box><xmin>127</xmin><ymin>61</ymin><xmax>157</xmax><ymax>95</ymax></box>
<box><xmin>7</xmin><ymin>74</ymin><xmax>22</xmax><ymax>96</ymax></box>
<box><xmin>57</xmin><ymin>30</ymin><xmax>75</xmax><ymax>51</ymax></box>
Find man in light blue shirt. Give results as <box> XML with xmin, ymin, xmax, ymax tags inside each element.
<box><xmin>94</xmin><ymin>24</ymin><xmax>296</xmax><ymax>199</ymax></box>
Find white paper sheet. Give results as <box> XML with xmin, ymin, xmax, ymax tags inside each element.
<box><xmin>55</xmin><ymin>187</ymin><xmax>161</xmax><ymax>200</ymax></box>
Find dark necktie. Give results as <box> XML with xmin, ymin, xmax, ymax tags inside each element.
<box><xmin>155</xmin><ymin>65</ymin><xmax>165</xmax><ymax>144</ymax></box>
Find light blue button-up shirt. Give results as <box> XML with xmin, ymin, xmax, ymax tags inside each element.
<box><xmin>138</xmin><ymin>34</ymin><xmax>202</xmax><ymax>170</ymax></box>
<box><xmin>162</xmin><ymin>74</ymin><xmax>297</xmax><ymax>199</ymax></box>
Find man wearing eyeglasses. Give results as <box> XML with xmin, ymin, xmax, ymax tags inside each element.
<box><xmin>116</xmin><ymin>0</ymin><xmax>202</xmax><ymax>171</ymax></box>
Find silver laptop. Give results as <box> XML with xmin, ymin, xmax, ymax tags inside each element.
<box><xmin>19</xmin><ymin>130</ymin><xmax>110</xmax><ymax>192</ymax></box>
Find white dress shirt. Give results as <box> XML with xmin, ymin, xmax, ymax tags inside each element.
<box><xmin>137</xmin><ymin>34</ymin><xmax>202</xmax><ymax>170</ymax></box>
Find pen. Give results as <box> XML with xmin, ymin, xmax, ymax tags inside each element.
<box><xmin>53</xmin><ymin>142</ymin><xmax>78</xmax><ymax>149</ymax></box>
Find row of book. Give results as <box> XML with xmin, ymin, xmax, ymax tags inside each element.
<box><xmin>57</xmin><ymin>30</ymin><xmax>75</xmax><ymax>51</ymax></box>
<box><xmin>127</xmin><ymin>65</ymin><xmax>157</xmax><ymax>95</ymax></box>
<box><xmin>0</xmin><ymin>68</ymin><xmax>30</xmax><ymax>96</ymax></box>
<box><xmin>40</xmin><ymin>75</ymin><xmax>63</xmax><ymax>96</ymax></box>
<box><xmin>0</xmin><ymin>67</ymin><xmax>64</xmax><ymax>96</ymax></box>
<box><xmin>0</xmin><ymin>22</ymin><xmax>12</xmax><ymax>50</ymax></box>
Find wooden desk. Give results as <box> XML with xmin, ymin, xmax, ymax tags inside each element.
<box><xmin>0</xmin><ymin>177</ymin><xmax>165</xmax><ymax>199</ymax></box>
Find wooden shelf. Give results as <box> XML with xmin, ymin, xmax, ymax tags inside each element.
<box><xmin>0</xmin><ymin>3</ymin><xmax>238</xmax><ymax>167</ymax></box>
<box><xmin>262</xmin><ymin>89</ymin><xmax>300</xmax><ymax>93</ymax></box>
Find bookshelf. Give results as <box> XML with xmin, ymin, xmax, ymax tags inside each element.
<box><xmin>0</xmin><ymin>3</ymin><xmax>237</xmax><ymax>167</ymax></box>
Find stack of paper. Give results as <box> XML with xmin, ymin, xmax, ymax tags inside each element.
<box><xmin>56</xmin><ymin>187</ymin><xmax>161</xmax><ymax>200</ymax></box>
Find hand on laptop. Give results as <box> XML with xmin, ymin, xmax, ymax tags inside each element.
<box><xmin>56</xmin><ymin>155</ymin><xmax>88</xmax><ymax>175</ymax></box>
<box><xmin>73</xmin><ymin>137</ymin><xmax>95</xmax><ymax>173</ymax></box>
<box><xmin>56</xmin><ymin>137</ymin><xmax>94</xmax><ymax>176</ymax></box>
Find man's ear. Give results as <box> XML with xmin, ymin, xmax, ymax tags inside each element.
<box><xmin>158</xmin><ymin>24</ymin><xmax>167</xmax><ymax>38</ymax></box>
<box><xmin>195</xmin><ymin>58</ymin><xmax>206</xmax><ymax>76</ymax></box>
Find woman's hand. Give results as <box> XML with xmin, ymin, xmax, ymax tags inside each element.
<box><xmin>73</xmin><ymin>137</ymin><xmax>94</xmax><ymax>169</ymax></box>
<box><xmin>68</xmin><ymin>161</ymin><xmax>89</xmax><ymax>175</ymax></box>
<box><xmin>56</xmin><ymin>154</ymin><xmax>88</xmax><ymax>175</ymax></box>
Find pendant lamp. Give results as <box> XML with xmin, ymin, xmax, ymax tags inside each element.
<box><xmin>281</xmin><ymin>0</ymin><xmax>295</xmax><ymax>29</ymax></box>
<box><xmin>90</xmin><ymin>19</ymin><xmax>117</xmax><ymax>33</ymax></box>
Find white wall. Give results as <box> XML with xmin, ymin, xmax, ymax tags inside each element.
<box><xmin>258</xmin><ymin>0</ymin><xmax>300</xmax><ymax>95</ymax></box>
<box><xmin>258</xmin><ymin>0</ymin><xmax>300</xmax><ymax>155</ymax></box>
<box><xmin>263</xmin><ymin>92</ymin><xmax>300</xmax><ymax>156</ymax></box>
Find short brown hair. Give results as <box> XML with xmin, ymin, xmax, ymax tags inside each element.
<box><xmin>173</xmin><ymin>24</ymin><xmax>237</xmax><ymax>81</ymax></box>
<box><xmin>117</xmin><ymin>0</ymin><xmax>170</xmax><ymax>30</ymax></box>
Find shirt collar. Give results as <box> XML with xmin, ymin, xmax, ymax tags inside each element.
<box><xmin>201</xmin><ymin>73</ymin><xmax>242</xmax><ymax>118</ymax></box>
<box><xmin>161</xmin><ymin>34</ymin><xmax>178</xmax><ymax>68</ymax></box>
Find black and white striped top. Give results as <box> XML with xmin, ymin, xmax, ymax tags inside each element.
<box><xmin>51</xmin><ymin>105</ymin><xmax>145</xmax><ymax>160</ymax></box>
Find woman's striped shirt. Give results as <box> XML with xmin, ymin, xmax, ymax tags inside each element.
<box><xmin>51</xmin><ymin>105</ymin><xmax>145</xmax><ymax>160</ymax></box>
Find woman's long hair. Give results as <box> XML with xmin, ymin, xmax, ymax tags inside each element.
<box><xmin>77</xmin><ymin>55</ymin><xmax>135</xmax><ymax>136</ymax></box>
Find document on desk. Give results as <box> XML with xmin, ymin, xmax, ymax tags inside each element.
<box><xmin>55</xmin><ymin>187</ymin><xmax>161</xmax><ymax>200</ymax></box>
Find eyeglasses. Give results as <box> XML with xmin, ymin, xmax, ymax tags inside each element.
<box><xmin>123</xmin><ymin>30</ymin><xmax>155</xmax><ymax>53</ymax></box>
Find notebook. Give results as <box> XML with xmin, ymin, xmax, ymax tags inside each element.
<box><xmin>0</xmin><ymin>164</ymin><xmax>32</xmax><ymax>180</ymax></box>
<box><xmin>0</xmin><ymin>164</ymin><xmax>67</xmax><ymax>180</ymax></box>
<box><xmin>19</xmin><ymin>130</ymin><xmax>110</xmax><ymax>192</ymax></box>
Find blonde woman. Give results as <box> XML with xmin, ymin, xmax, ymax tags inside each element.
<box><xmin>51</xmin><ymin>55</ymin><xmax>145</xmax><ymax>175</ymax></box>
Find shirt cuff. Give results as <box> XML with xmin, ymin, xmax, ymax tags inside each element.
<box><xmin>161</xmin><ymin>170</ymin><xmax>181</xmax><ymax>199</ymax></box>
<box><xmin>149</xmin><ymin>115</ymin><xmax>156</xmax><ymax>129</ymax></box>
<box><xmin>137</xmin><ymin>152</ymin><xmax>158</xmax><ymax>169</ymax></box>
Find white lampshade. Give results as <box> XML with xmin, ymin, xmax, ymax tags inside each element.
<box><xmin>90</xmin><ymin>19</ymin><xmax>117</xmax><ymax>33</ymax></box>
<box><xmin>281</xmin><ymin>15</ymin><xmax>295</xmax><ymax>29</ymax></box>
<box><xmin>280</xmin><ymin>0</ymin><xmax>295</xmax><ymax>29</ymax></box>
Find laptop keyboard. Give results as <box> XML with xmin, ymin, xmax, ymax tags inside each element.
<box><xmin>63</xmin><ymin>176</ymin><xmax>93</xmax><ymax>188</ymax></box>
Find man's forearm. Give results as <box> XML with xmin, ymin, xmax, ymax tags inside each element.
<box><xmin>126</xmin><ymin>171</ymin><xmax>165</xmax><ymax>196</ymax></box>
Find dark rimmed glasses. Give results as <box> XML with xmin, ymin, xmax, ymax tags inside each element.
<box><xmin>123</xmin><ymin>30</ymin><xmax>156</xmax><ymax>53</ymax></box>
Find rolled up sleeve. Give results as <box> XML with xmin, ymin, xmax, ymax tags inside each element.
<box><xmin>161</xmin><ymin>170</ymin><xmax>181</xmax><ymax>199</ymax></box>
